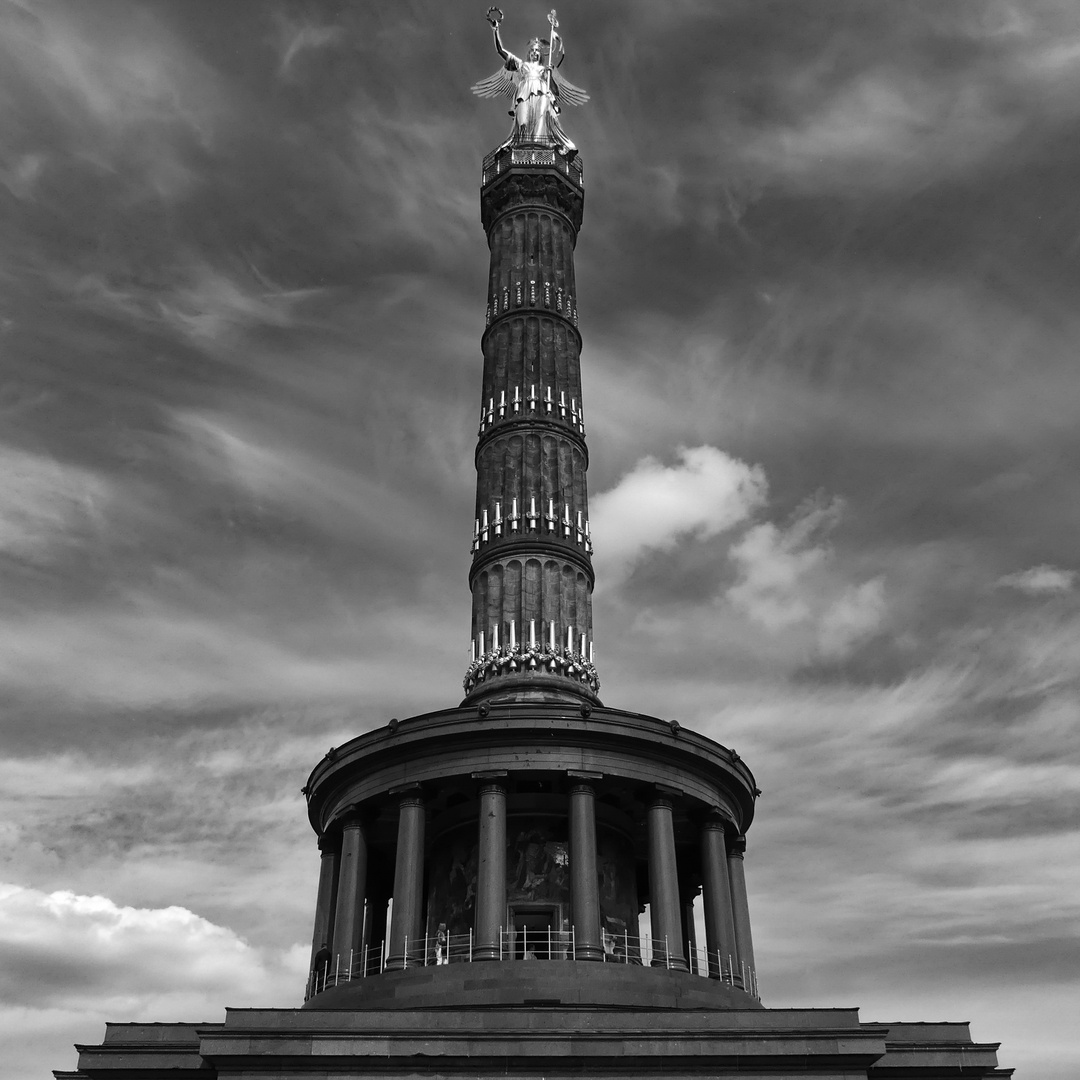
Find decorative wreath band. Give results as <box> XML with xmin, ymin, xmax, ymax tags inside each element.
<box><xmin>464</xmin><ymin>644</ymin><xmax>599</xmax><ymax>693</ymax></box>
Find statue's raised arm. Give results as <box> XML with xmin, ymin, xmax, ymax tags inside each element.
<box><xmin>471</xmin><ymin>7</ymin><xmax>588</xmax><ymax>159</ymax></box>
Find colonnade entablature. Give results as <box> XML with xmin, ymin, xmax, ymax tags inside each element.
<box><xmin>305</xmin><ymin>704</ymin><xmax>756</xmax><ymax>834</ymax></box>
<box><xmin>304</xmin><ymin>703</ymin><xmax>759</xmax><ymax>1006</ymax></box>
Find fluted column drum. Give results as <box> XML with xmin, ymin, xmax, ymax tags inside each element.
<box><xmin>465</xmin><ymin>148</ymin><xmax>598</xmax><ymax>705</ymax></box>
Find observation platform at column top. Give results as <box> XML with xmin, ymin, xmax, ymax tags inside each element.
<box><xmin>481</xmin><ymin>142</ymin><xmax>584</xmax><ymax>190</ymax></box>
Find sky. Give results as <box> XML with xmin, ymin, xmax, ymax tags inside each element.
<box><xmin>1</xmin><ymin>0</ymin><xmax>1078</xmax><ymax>1076</ymax></box>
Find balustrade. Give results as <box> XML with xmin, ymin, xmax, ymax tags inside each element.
<box><xmin>305</xmin><ymin>927</ymin><xmax>758</xmax><ymax>1001</ymax></box>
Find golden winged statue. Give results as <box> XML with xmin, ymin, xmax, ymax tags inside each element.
<box><xmin>472</xmin><ymin>8</ymin><xmax>589</xmax><ymax>158</ymax></box>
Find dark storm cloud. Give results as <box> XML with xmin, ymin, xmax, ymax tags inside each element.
<box><xmin>1</xmin><ymin>2</ymin><xmax>1078</xmax><ymax>1079</ymax></box>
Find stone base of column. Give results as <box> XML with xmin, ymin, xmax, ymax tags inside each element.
<box><xmin>706</xmin><ymin>965</ymin><xmax>745</xmax><ymax>988</ymax></box>
<box><xmin>651</xmin><ymin>957</ymin><xmax>690</xmax><ymax>973</ymax></box>
<box><xmin>574</xmin><ymin>942</ymin><xmax>605</xmax><ymax>962</ymax></box>
<box><xmin>472</xmin><ymin>945</ymin><xmax>501</xmax><ymax>962</ymax></box>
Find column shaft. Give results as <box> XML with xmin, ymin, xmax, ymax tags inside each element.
<box><xmin>387</xmin><ymin>792</ymin><xmax>426</xmax><ymax>970</ymax></box>
<box><xmin>473</xmin><ymin>782</ymin><xmax>507</xmax><ymax>961</ymax></box>
<box><xmin>331</xmin><ymin>817</ymin><xmax>367</xmax><ymax>971</ymax></box>
<box><xmin>701</xmin><ymin>819</ymin><xmax>740</xmax><ymax>984</ymax></box>
<box><xmin>330</xmin><ymin>816</ymin><xmax>369</xmax><ymax>972</ymax></box>
<box><xmin>569</xmin><ymin>782</ymin><xmax>603</xmax><ymax>961</ymax></box>
<box><xmin>728</xmin><ymin>836</ymin><xmax>757</xmax><ymax>994</ymax></box>
<box><xmin>309</xmin><ymin>836</ymin><xmax>338</xmax><ymax>972</ymax></box>
<box><xmin>646</xmin><ymin>796</ymin><xmax>688</xmax><ymax>971</ymax></box>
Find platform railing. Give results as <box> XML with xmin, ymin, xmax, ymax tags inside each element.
<box><xmin>306</xmin><ymin>929</ymin><xmax>758</xmax><ymax>1001</ymax></box>
<box><xmin>481</xmin><ymin>142</ymin><xmax>584</xmax><ymax>187</ymax></box>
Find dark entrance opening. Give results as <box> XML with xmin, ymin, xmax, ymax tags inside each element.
<box><xmin>509</xmin><ymin>904</ymin><xmax>561</xmax><ymax>960</ymax></box>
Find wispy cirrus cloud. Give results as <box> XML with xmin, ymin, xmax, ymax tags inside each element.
<box><xmin>0</xmin><ymin>446</ymin><xmax>110</xmax><ymax>562</ymax></box>
<box><xmin>274</xmin><ymin>13</ymin><xmax>345</xmax><ymax>79</ymax></box>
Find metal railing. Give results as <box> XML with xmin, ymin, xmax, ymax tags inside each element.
<box><xmin>307</xmin><ymin>929</ymin><xmax>758</xmax><ymax>1000</ymax></box>
<box><xmin>481</xmin><ymin>143</ymin><xmax>584</xmax><ymax>188</ymax></box>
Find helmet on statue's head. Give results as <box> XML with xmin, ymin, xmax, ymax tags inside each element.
<box><xmin>527</xmin><ymin>37</ymin><xmax>551</xmax><ymax>61</ymax></box>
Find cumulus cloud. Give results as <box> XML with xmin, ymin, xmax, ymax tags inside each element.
<box><xmin>0</xmin><ymin>884</ymin><xmax>298</xmax><ymax>1006</ymax></box>
<box><xmin>0</xmin><ymin>884</ymin><xmax>305</xmax><ymax>1078</ymax></box>
<box><xmin>996</xmin><ymin>564</ymin><xmax>1076</xmax><ymax>595</ymax></box>
<box><xmin>817</xmin><ymin>576</ymin><xmax>887</xmax><ymax>658</ymax></box>
<box><xmin>726</xmin><ymin>498</ymin><xmax>886</xmax><ymax>658</ymax></box>
<box><xmin>0</xmin><ymin>713</ymin><xmax>348</xmax><ymax>961</ymax></box>
<box><xmin>727</xmin><ymin>523</ymin><xmax>828</xmax><ymax>632</ymax></box>
<box><xmin>590</xmin><ymin>446</ymin><xmax>767</xmax><ymax>579</ymax></box>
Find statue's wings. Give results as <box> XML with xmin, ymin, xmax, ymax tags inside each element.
<box><xmin>551</xmin><ymin>67</ymin><xmax>589</xmax><ymax>107</ymax></box>
<box><xmin>472</xmin><ymin>65</ymin><xmax>517</xmax><ymax>99</ymax></box>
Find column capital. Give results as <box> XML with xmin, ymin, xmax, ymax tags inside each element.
<box><xmin>337</xmin><ymin>805</ymin><xmax>367</xmax><ymax>830</ymax></box>
<box><xmin>317</xmin><ymin>832</ymin><xmax>339</xmax><ymax>854</ymax></box>
<box><xmin>568</xmin><ymin>771</ymin><xmax>602</xmax><ymax>796</ymax></box>
<box><xmin>390</xmin><ymin>784</ymin><xmax>425</xmax><ymax>809</ymax></box>
<box><xmin>472</xmin><ymin>771</ymin><xmax>507</xmax><ymax>797</ymax></box>
<box><xmin>650</xmin><ymin>783</ymin><xmax>681</xmax><ymax>806</ymax></box>
<box><xmin>728</xmin><ymin>834</ymin><xmax>747</xmax><ymax>857</ymax></box>
<box><xmin>322</xmin><ymin>806</ymin><xmax>367</xmax><ymax>840</ymax></box>
<box><xmin>700</xmin><ymin>814</ymin><xmax>729</xmax><ymax>835</ymax></box>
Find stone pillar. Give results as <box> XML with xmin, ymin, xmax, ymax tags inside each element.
<box><xmin>569</xmin><ymin>780</ymin><xmax>604</xmax><ymax>961</ymax></box>
<box><xmin>727</xmin><ymin>834</ymin><xmax>757</xmax><ymax>994</ymax></box>
<box><xmin>646</xmin><ymin>794</ymin><xmax>688</xmax><ymax>971</ymax></box>
<box><xmin>701</xmin><ymin>816</ymin><xmax>740</xmax><ymax>984</ymax></box>
<box><xmin>473</xmin><ymin>778</ymin><xmax>507</xmax><ymax>962</ymax></box>
<box><xmin>309</xmin><ymin>833</ymin><xmax>339</xmax><ymax>973</ymax></box>
<box><xmin>331</xmin><ymin>813</ymin><xmax>367</xmax><ymax>972</ymax></box>
<box><xmin>386</xmin><ymin>789</ymin><xmax>425</xmax><ymax>970</ymax></box>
